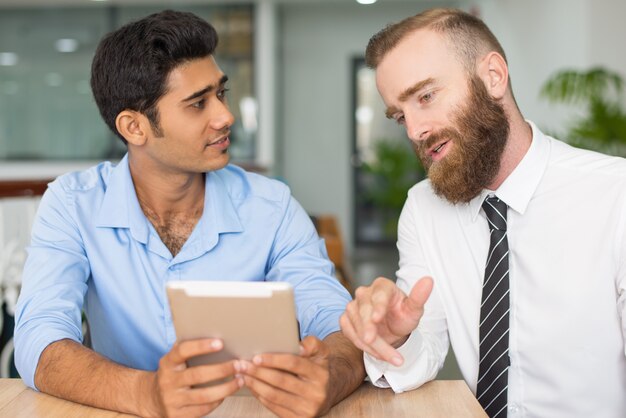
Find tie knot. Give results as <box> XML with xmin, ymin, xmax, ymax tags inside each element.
<box><xmin>482</xmin><ymin>196</ymin><xmax>507</xmax><ymax>231</ymax></box>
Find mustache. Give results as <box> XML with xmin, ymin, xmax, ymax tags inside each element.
<box><xmin>415</xmin><ymin>128</ymin><xmax>459</xmax><ymax>155</ymax></box>
<box><xmin>217</xmin><ymin>128</ymin><xmax>231</xmax><ymax>137</ymax></box>
<box><xmin>211</xmin><ymin>128</ymin><xmax>231</xmax><ymax>141</ymax></box>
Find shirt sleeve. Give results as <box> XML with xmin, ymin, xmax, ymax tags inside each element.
<box><xmin>363</xmin><ymin>189</ymin><xmax>449</xmax><ymax>392</ymax></box>
<box><xmin>264</xmin><ymin>190</ymin><xmax>351</xmax><ymax>341</ymax></box>
<box><xmin>13</xmin><ymin>180</ymin><xmax>89</xmax><ymax>390</ymax></box>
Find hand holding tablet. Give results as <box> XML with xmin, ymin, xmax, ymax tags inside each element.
<box><xmin>166</xmin><ymin>280</ymin><xmax>301</xmax><ymax>391</ymax></box>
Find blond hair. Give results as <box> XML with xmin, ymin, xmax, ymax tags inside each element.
<box><xmin>365</xmin><ymin>8</ymin><xmax>507</xmax><ymax>73</ymax></box>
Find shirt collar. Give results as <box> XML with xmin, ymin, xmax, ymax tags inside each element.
<box><xmin>196</xmin><ymin>170</ymin><xmax>245</xmax><ymax>247</ymax></box>
<box><xmin>152</xmin><ymin>170</ymin><xmax>244</xmax><ymax>263</ymax></box>
<box><xmin>97</xmin><ymin>156</ymin><xmax>244</xmax><ymax>247</ymax></box>
<box><xmin>96</xmin><ymin>154</ymin><xmax>151</xmax><ymax>243</ymax></box>
<box><xmin>468</xmin><ymin>120</ymin><xmax>551</xmax><ymax>221</ymax></box>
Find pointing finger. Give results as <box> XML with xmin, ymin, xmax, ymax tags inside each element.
<box><xmin>404</xmin><ymin>276</ymin><xmax>433</xmax><ymax>314</ymax></box>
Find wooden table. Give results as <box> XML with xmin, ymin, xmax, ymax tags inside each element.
<box><xmin>0</xmin><ymin>379</ymin><xmax>486</xmax><ymax>417</ymax></box>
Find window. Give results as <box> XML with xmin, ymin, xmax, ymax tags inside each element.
<box><xmin>352</xmin><ymin>58</ymin><xmax>424</xmax><ymax>245</ymax></box>
<box><xmin>0</xmin><ymin>4</ymin><xmax>255</xmax><ymax>162</ymax></box>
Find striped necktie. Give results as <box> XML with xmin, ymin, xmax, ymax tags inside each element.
<box><xmin>477</xmin><ymin>196</ymin><xmax>510</xmax><ymax>417</ymax></box>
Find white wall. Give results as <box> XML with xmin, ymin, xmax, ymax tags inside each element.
<box><xmin>478</xmin><ymin>0</ymin><xmax>626</xmax><ymax>134</ymax></box>
<box><xmin>279</xmin><ymin>1</ymin><xmax>459</xmax><ymax>252</ymax></box>
<box><xmin>587</xmin><ymin>0</ymin><xmax>626</xmax><ymax>78</ymax></box>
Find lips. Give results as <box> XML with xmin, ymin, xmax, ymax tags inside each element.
<box><xmin>207</xmin><ymin>131</ymin><xmax>231</xmax><ymax>147</ymax></box>
<box><xmin>429</xmin><ymin>140</ymin><xmax>450</xmax><ymax>157</ymax></box>
<box><xmin>209</xmin><ymin>135</ymin><xmax>228</xmax><ymax>146</ymax></box>
<box><xmin>209</xmin><ymin>137</ymin><xmax>228</xmax><ymax>145</ymax></box>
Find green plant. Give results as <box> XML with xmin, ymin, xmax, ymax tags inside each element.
<box><xmin>361</xmin><ymin>139</ymin><xmax>424</xmax><ymax>236</ymax></box>
<box><xmin>540</xmin><ymin>67</ymin><xmax>626</xmax><ymax>155</ymax></box>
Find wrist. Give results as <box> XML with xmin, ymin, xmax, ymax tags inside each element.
<box><xmin>135</xmin><ymin>371</ymin><xmax>163</xmax><ymax>418</ymax></box>
<box><xmin>391</xmin><ymin>334</ymin><xmax>410</xmax><ymax>349</ymax></box>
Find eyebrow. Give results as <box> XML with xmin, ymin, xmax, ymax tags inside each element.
<box><xmin>398</xmin><ymin>78</ymin><xmax>435</xmax><ymax>102</ymax></box>
<box><xmin>384</xmin><ymin>77</ymin><xmax>436</xmax><ymax>119</ymax></box>
<box><xmin>181</xmin><ymin>74</ymin><xmax>229</xmax><ymax>102</ymax></box>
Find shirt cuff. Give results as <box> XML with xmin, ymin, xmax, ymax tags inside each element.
<box><xmin>15</xmin><ymin>325</ymin><xmax>81</xmax><ymax>390</ymax></box>
<box><xmin>363</xmin><ymin>330</ymin><xmax>425</xmax><ymax>393</ymax></box>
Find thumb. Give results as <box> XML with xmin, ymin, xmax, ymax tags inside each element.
<box><xmin>404</xmin><ymin>276</ymin><xmax>433</xmax><ymax>313</ymax></box>
<box><xmin>299</xmin><ymin>335</ymin><xmax>322</xmax><ymax>357</ymax></box>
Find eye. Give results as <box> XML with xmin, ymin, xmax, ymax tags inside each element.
<box><xmin>191</xmin><ymin>98</ymin><xmax>206</xmax><ymax>109</ymax></box>
<box><xmin>394</xmin><ymin>114</ymin><xmax>406</xmax><ymax>125</ymax></box>
<box><xmin>420</xmin><ymin>91</ymin><xmax>435</xmax><ymax>104</ymax></box>
<box><xmin>217</xmin><ymin>87</ymin><xmax>230</xmax><ymax>101</ymax></box>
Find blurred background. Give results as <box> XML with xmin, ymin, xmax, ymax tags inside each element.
<box><xmin>1</xmin><ymin>0</ymin><xmax>626</xmax><ymax>379</ymax></box>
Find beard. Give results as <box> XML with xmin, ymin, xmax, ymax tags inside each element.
<box><xmin>414</xmin><ymin>75</ymin><xmax>510</xmax><ymax>204</ymax></box>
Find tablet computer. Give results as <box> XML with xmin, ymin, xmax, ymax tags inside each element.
<box><xmin>166</xmin><ymin>280</ymin><xmax>301</xmax><ymax>369</ymax></box>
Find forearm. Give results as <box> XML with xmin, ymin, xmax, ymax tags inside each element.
<box><xmin>35</xmin><ymin>339</ymin><xmax>159</xmax><ymax>417</ymax></box>
<box><xmin>323</xmin><ymin>332</ymin><xmax>366</xmax><ymax>410</ymax></box>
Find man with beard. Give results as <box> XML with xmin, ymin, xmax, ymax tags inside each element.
<box><xmin>340</xmin><ymin>8</ymin><xmax>626</xmax><ymax>418</ymax></box>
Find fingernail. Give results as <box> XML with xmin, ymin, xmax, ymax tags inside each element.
<box><xmin>392</xmin><ymin>356</ymin><xmax>403</xmax><ymax>366</ymax></box>
<box><xmin>237</xmin><ymin>376</ymin><xmax>244</xmax><ymax>387</ymax></box>
<box><xmin>234</xmin><ymin>361</ymin><xmax>241</xmax><ymax>372</ymax></box>
<box><xmin>253</xmin><ymin>355</ymin><xmax>262</xmax><ymax>365</ymax></box>
<box><xmin>299</xmin><ymin>345</ymin><xmax>305</xmax><ymax>355</ymax></box>
<box><xmin>211</xmin><ymin>339</ymin><xmax>223</xmax><ymax>350</ymax></box>
<box><xmin>240</xmin><ymin>361</ymin><xmax>248</xmax><ymax>372</ymax></box>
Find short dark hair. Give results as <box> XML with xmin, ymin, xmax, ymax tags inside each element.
<box><xmin>366</xmin><ymin>8</ymin><xmax>507</xmax><ymax>73</ymax></box>
<box><xmin>90</xmin><ymin>10</ymin><xmax>219</xmax><ymax>143</ymax></box>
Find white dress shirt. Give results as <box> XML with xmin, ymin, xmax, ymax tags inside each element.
<box><xmin>364</xmin><ymin>122</ymin><xmax>626</xmax><ymax>417</ymax></box>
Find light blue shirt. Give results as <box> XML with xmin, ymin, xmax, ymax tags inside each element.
<box><xmin>14</xmin><ymin>155</ymin><xmax>350</xmax><ymax>389</ymax></box>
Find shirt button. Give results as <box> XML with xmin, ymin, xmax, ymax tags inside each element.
<box><xmin>509</xmin><ymin>403</ymin><xmax>520</xmax><ymax>413</ymax></box>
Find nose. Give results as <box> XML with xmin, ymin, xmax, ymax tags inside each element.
<box><xmin>405</xmin><ymin>112</ymin><xmax>430</xmax><ymax>143</ymax></box>
<box><xmin>210</xmin><ymin>100</ymin><xmax>235</xmax><ymax>131</ymax></box>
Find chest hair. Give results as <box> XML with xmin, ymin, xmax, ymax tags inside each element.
<box><xmin>143</xmin><ymin>206</ymin><xmax>202</xmax><ymax>257</ymax></box>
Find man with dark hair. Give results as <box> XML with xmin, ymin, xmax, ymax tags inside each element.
<box><xmin>14</xmin><ymin>10</ymin><xmax>364</xmax><ymax>417</ymax></box>
<box><xmin>341</xmin><ymin>8</ymin><xmax>626</xmax><ymax>418</ymax></box>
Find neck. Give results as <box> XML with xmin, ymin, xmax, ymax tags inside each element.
<box><xmin>487</xmin><ymin>109</ymin><xmax>533</xmax><ymax>190</ymax></box>
<box><xmin>128</xmin><ymin>153</ymin><xmax>205</xmax><ymax>219</ymax></box>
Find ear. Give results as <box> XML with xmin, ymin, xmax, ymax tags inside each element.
<box><xmin>115</xmin><ymin>110</ymin><xmax>149</xmax><ymax>146</ymax></box>
<box><xmin>477</xmin><ymin>51</ymin><xmax>509</xmax><ymax>100</ymax></box>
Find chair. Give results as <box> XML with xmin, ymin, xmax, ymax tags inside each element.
<box><xmin>311</xmin><ymin>215</ymin><xmax>353</xmax><ymax>293</ymax></box>
<box><xmin>0</xmin><ymin>193</ymin><xmax>42</xmax><ymax>377</ymax></box>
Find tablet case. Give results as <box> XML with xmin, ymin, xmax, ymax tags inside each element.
<box><xmin>166</xmin><ymin>281</ymin><xmax>300</xmax><ymax>393</ymax></box>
